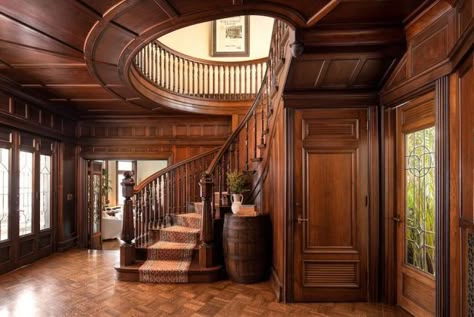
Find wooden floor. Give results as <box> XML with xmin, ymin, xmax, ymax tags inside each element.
<box><xmin>0</xmin><ymin>249</ymin><xmax>406</xmax><ymax>316</ymax></box>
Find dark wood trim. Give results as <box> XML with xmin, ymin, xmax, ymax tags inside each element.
<box><xmin>306</xmin><ymin>0</ymin><xmax>340</xmax><ymax>27</ymax></box>
<box><xmin>56</xmin><ymin>235</ymin><xmax>77</xmax><ymax>252</ymax></box>
<box><xmin>381</xmin><ymin>106</ymin><xmax>397</xmax><ymax>304</ymax></box>
<box><xmin>151</xmin><ymin>0</ymin><xmax>179</xmax><ymax>18</ymax></box>
<box><xmin>270</xmin><ymin>267</ymin><xmax>283</xmax><ymax>302</ymax></box>
<box><xmin>283</xmin><ymin>91</ymin><xmax>379</xmax><ymax>108</ymax></box>
<box><xmin>0</xmin><ymin>79</ymin><xmax>78</xmax><ymax>120</ymax></box>
<box><xmin>300</xmin><ymin>27</ymin><xmax>405</xmax><ymax>47</ymax></box>
<box><xmin>435</xmin><ymin>76</ymin><xmax>450</xmax><ymax>316</ymax></box>
<box><xmin>368</xmin><ymin>106</ymin><xmax>381</xmax><ymax>302</ymax></box>
<box><xmin>0</xmin><ymin>11</ymin><xmax>83</xmax><ymax>54</ymax></box>
<box><xmin>284</xmin><ymin>106</ymin><xmax>294</xmax><ymax>302</ymax></box>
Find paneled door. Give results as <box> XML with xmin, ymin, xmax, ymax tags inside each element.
<box><xmin>396</xmin><ymin>92</ymin><xmax>436</xmax><ymax>316</ymax></box>
<box><xmin>292</xmin><ymin>108</ymin><xmax>369</xmax><ymax>301</ymax></box>
<box><xmin>87</xmin><ymin>161</ymin><xmax>103</xmax><ymax>250</ymax></box>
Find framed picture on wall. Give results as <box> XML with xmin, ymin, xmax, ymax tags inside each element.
<box><xmin>212</xmin><ymin>16</ymin><xmax>249</xmax><ymax>57</ymax></box>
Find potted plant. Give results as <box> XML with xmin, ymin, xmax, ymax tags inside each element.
<box><xmin>226</xmin><ymin>170</ymin><xmax>248</xmax><ymax>214</ymax></box>
<box><xmin>101</xmin><ymin>168</ymin><xmax>112</xmax><ymax>207</ymax></box>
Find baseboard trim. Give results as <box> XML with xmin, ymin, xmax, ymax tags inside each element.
<box><xmin>270</xmin><ymin>267</ymin><xmax>283</xmax><ymax>302</ymax></box>
<box><xmin>56</xmin><ymin>235</ymin><xmax>77</xmax><ymax>252</ymax></box>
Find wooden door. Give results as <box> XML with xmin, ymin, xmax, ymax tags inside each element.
<box><xmin>88</xmin><ymin>161</ymin><xmax>102</xmax><ymax>250</ymax></box>
<box><xmin>0</xmin><ymin>131</ymin><xmax>56</xmax><ymax>274</ymax></box>
<box><xmin>395</xmin><ymin>93</ymin><xmax>436</xmax><ymax>316</ymax></box>
<box><xmin>293</xmin><ymin>108</ymin><xmax>369</xmax><ymax>301</ymax></box>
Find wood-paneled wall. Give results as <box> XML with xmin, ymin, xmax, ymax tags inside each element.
<box><xmin>0</xmin><ymin>89</ymin><xmax>78</xmax><ymax>273</ymax></box>
<box><xmin>77</xmin><ymin>116</ymin><xmax>232</xmax><ymax>163</ymax></box>
<box><xmin>381</xmin><ymin>0</ymin><xmax>473</xmax><ymax>106</ymax></box>
<box><xmin>380</xmin><ymin>0</ymin><xmax>473</xmax><ymax>314</ymax></box>
<box><xmin>449</xmin><ymin>50</ymin><xmax>474</xmax><ymax>317</ymax></box>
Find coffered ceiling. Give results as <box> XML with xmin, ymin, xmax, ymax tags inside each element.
<box><xmin>0</xmin><ymin>0</ymin><xmax>428</xmax><ymax>117</ymax></box>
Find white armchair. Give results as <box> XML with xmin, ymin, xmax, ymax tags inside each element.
<box><xmin>101</xmin><ymin>213</ymin><xmax>122</xmax><ymax>240</ymax></box>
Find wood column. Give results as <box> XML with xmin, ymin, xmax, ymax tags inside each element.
<box><xmin>120</xmin><ymin>171</ymin><xmax>135</xmax><ymax>266</ymax></box>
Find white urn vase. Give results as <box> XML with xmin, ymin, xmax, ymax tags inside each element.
<box><xmin>231</xmin><ymin>193</ymin><xmax>243</xmax><ymax>214</ymax></box>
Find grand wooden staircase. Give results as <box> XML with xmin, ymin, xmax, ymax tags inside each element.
<box><xmin>115</xmin><ymin>20</ymin><xmax>291</xmax><ymax>283</ymax></box>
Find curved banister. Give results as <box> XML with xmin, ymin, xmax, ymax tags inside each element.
<box><xmin>127</xmin><ymin>148</ymin><xmax>220</xmax><ymax>246</ymax></box>
<box><xmin>198</xmin><ymin>20</ymin><xmax>291</xmax><ymax>266</ymax></box>
<box><xmin>134</xmin><ymin>148</ymin><xmax>219</xmax><ymax>192</ymax></box>
<box><xmin>134</xmin><ymin>40</ymin><xmax>268</xmax><ymax>101</ymax></box>
<box><xmin>205</xmin><ymin>76</ymin><xmax>267</xmax><ymax>175</ymax></box>
<box><xmin>153</xmin><ymin>41</ymin><xmax>268</xmax><ymax>67</ymax></box>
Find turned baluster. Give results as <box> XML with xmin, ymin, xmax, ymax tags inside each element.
<box><xmin>253</xmin><ymin>107</ymin><xmax>257</xmax><ymax>159</ymax></box>
<box><xmin>158</xmin><ymin>176</ymin><xmax>163</xmax><ymax>228</ymax></box>
<box><xmin>245</xmin><ymin>120</ymin><xmax>249</xmax><ymax>171</ymax></box>
<box><xmin>152</xmin><ymin>179</ymin><xmax>157</xmax><ymax>229</ymax></box>
<box><xmin>260</xmin><ymin>92</ymin><xmax>266</xmax><ymax>148</ymax></box>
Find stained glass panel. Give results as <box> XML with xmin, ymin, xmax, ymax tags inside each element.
<box><xmin>93</xmin><ymin>174</ymin><xmax>100</xmax><ymax>233</ymax></box>
<box><xmin>0</xmin><ymin>148</ymin><xmax>9</xmax><ymax>241</ymax></box>
<box><xmin>405</xmin><ymin>126</ymin><xmax>435</xmax><ymax>275</ymax></box>
<box><xmin>40</xmin><ymin>155</ymin><xmax>51</xmax><ymax>230</ymax></box>
<box><xmin>19</xmin><ymin>151</ymin><xmax>33</xmax><ymax>236</ymax></box>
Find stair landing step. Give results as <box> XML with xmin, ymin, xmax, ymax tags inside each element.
<box><xmin>148</xmin><ymin>240</ymin><xmax>195</xmax><ymax>250</ymax></box>
<box><xmin>176</xmin><ymin>213</ymin><xmax>201</xmax><ymax>219</ymax></box>
<box><xmin>161</xmin><ymin>225</ymin><xmax>199</xmax><ymax>234</ymax></box>
<box><xmin>115</xmin><ymin>263</ymin><xmax>223</xmax><ymax>283</ymax></box>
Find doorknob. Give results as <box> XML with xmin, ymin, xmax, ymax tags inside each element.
<box><xmin>297</xmin><ymin>217</ymin><xmax>308</xmax><ymax>224</ymax></box>
<box><xmin>392</xmin><ymin>216</ymin><xmax>401</xmax><ymax>223</ymax></box>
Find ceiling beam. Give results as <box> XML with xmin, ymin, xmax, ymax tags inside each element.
<box><xmin>0</xmin><ymin>13</ymin><xmax>84</xmax><ymax>54</ymax></box>
<box><xmin>151</xmin><ymin>0</ymin><xmax>179</xmax><ymax>18</ymax></box>
<box><xmin>306</xmin><ymin>0</ymin><xmax>341</xmax><ymax>27</ymax></box>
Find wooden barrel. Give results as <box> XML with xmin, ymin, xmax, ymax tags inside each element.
<box><xmin>223</xmin><ymin>213</ymin><xmax>270</xmax><ymax>283</ymax></box>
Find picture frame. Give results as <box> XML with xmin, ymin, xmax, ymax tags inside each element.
<box><xmin>212</xmin><ymin>16</ymin><xmax>249</xmax><ymax>57</ymax></box>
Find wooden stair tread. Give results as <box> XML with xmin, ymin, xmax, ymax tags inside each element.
<box><xmin>176</xmin><ymin>213</ymin><xmax>201</xmax><ymax>219</ymax></box>
<box><xmin>161</xmin><ymin>225</ymin><xmax>200</xmax><ymax>234</ymax></box>
<box><xmin>148</xmin><ymin>241</ymin><xmax>195</xmax><ymax>250</ymax></box>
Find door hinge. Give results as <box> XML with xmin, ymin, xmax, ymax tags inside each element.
<box><xmin>365</xmin><ymin>195</ymin><xmax>369</xmax><ymax>207</ymax></box>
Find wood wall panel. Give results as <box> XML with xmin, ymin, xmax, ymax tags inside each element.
<box><xmin>0</xmin><ymin>89</ymin><xmax>76</xmax><ymax>140</ymax></box>
<box><xmin>381</xmin><ymin>0</ymin><xmax>473</xmax><ymax>105</ymax></box>
<box><xmin>411</xmin><ymin>25</ymin><xmax>449</xmax><ymax>75</ymax></box>
<box><xmin>78</xmin><ymin>116</ymin><xmax>231</xmax><ymax>162</ymax></box>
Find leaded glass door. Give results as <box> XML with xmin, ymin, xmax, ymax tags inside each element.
<box><xmin>87</xmin><ymin>161</ymin><xmax>103</xmax><ymax>250</ymax></box>
<box><xmin>396</xmin><ymin>93</ymin><xmax>436</xmax><ymax>317</ymax></box>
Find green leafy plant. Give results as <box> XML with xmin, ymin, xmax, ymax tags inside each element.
<box><xmin>226</xmin><ymin>170</ymin><xmax>248</xmax><ymax>194</ymax></box>
<box><xmin>101</xmin><ymin>168</ymin><xmax>113</xmax><ymax>205</ymax></box>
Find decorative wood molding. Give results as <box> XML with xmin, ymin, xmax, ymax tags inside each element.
<box><xmin>435</xmin><ymin>76</ymin><xmax>450</xmax><ymax>317</ymax></box>
<box><xmin>151</xmin><ymin>0</ymin><xmax>179</xmax><ymax>18</ymax></box>
<box><xmin>0</xmin><ymin>11</ymin><xmax>83</xmax><ymax>54</ymax></box>
<box><xmin>56</xmin><ymin>235</ymin><xmax>77</xmax><ymax>252</ymax></box>
<box><xmin>283</xmin><ymin>91</ymin><xmax>379</xmax><ymax>108</ymax></box>
<box><xmin>306</xmin><ymin>0</ymin><xmax>341</xmax><ymax>27</ymax></box>
<box><xmin>270</xmin><ymin>267</ymin><xmax>283</xmax><ymax>301</ymax></box>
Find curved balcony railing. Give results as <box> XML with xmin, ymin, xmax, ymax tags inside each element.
<box><xmin>134</xmin><ymin>41</ymin><xmax>267</xmax><ymax>101</ymax></box>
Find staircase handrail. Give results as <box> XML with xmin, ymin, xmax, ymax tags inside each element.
<box><xmin>133</xmin><ymin>147</ymin><xmax>219</xmax><ymax>193</ymax></box>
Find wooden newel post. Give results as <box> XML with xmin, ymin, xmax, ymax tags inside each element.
<box><xmin>120</xmin><ymin>171</ymin><xmax>135</xmax><ymax>266</ymax></box>
<box><xmin>199</xmin><ymin>172</ymin><xmax>214</xmax><ymax>267</ymax></box>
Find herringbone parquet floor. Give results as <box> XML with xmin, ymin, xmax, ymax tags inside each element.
<box><xmin>0</xmin><ymin>249</ymin><xmax>406</xmax><ymax>317</ymax></box>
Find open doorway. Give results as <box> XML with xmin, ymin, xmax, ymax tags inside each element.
<box><xmin>86</xmin><ymin>159</ymin><xmax>167</xmax><ymax>251</ymax></box>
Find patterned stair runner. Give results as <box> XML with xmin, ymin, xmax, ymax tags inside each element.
<box><xmin>138</xmin><ymin>212</ymin><xmax>201</xmax><ymax>283</ymax></box>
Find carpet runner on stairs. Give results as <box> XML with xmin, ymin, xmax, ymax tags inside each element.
<box><xmin>138</xmin><ymin>212</ymin><xmax>200</xmax><ymax>283</ymax></box>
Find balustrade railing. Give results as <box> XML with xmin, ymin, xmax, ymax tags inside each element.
<box><xmin>134</xmin><ymin>41</ymin><xmax>267</xmax><ymax>101</ymax></box>
<box><xmin>122</xmin><ymin>148</ymin><xmax>218</xmax><ymax>247</ymax></box>
<box><xmin>121</xmin><ymin>19</ymin><xmax>291</xmax><ymax>269</ymax></box>
<box><xmin>198</xmin><ymin>19</ymin><xmax>290</xmax><ymax>266</ymax></box>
